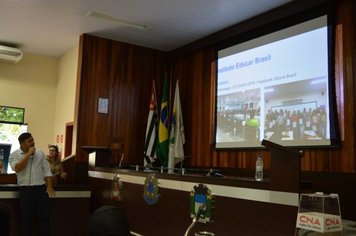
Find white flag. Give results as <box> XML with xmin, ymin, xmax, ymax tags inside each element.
<box><xmin>168</xmin><ymin>80</ymin><xmax>185</xmax><ymax>173</ymax></box>
<box><xmin>144</xmin><ymin>80</ymin><xmax>158</xmax><ymax>166</ymax></box>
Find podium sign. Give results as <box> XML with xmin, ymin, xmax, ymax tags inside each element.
<box><xmin>296</xmin><ymin>193</ymin><xmax>342</xmax><ymax>235</ymax></box>
<box><xmin>297</xmin><ymin>212</ymin><xmax>342</xmax><ymax>233</ymax></box>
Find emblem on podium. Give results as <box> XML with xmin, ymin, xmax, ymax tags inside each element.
<box><xmin>111</xmin><ymin>173</ymin><xmax>123</xmax><ymax>201</ymax></box>
<box><xmin>189</xmin><ymin>184</ymin><xmax>214</xmax><ymax>223</ymax></box>
<box><xmin>143</xmin><ymin>173</ymin><xmax>160</xmax><ymax>205</ymax></box>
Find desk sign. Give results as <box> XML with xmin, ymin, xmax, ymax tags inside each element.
<box><xmin>296</xmin><ymin>212</ymin><xmax>342</xmax><ymax>233</ymax></box>
<box><xmin>111</xmin><ymin>173</ymin><xmax>123</xmax><ymax>201</ymax></box>
<box><xmin>296</xmin><ymin>193</ymin><xmax>342</xmax><ymax>234</ymax></box>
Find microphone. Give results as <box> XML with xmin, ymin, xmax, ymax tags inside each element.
<box><xmin>29</xmin><ymin>147</ymin><xmax>36</xmax><ymax>159</ymax></box>
<box><xmin>31</xmin><ymin>151</ymin><xmax>35</xmax><ymax>160</ymax></box>
<box><xmin>119</xmin><ymin>153</ymin><xmax>124</xmax><ymax>168</ymax></box>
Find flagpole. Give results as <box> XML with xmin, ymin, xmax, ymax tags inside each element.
<box><xmin>168</xmin><ymin>80</ymin><xmax>185</xmax><ymax>174</ymax></box>
<box><xmin>180</xmin><ymin>158</ymin><xmax>184</xmax><ymax>175</ymax></box>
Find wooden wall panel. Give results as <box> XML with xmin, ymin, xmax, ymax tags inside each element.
<box><xmin>77</xmin><ymin>35</ymin><xmax>112</xmax><ymax>147</ymax></box>
<box><xmin>172</xmin><ymin>49</ymin><xmax>272</xmax><ymax>170</ymax></box>
<box><xmin>75</xmin><ymin>34</ymin><xmax>168</xmax><ymax>167</ymax></box>
<box><xmin>74</xmin><ymin>0</ymin><xmax>355</xmax><ymax>180</ymax></box>
<box><xmin>172</xmin><ymin>50</ymin><xmax>214</xmax><ymax>168</ymax></box>
<box><xmin>335</xmin><ymin>0</ymin><xmax>356</xmax><ymax>173</ymax></box>
<box><xmin>171</xmin><ymin>0</ymin><xmax>355</xmax><ymax>173</ymax></box>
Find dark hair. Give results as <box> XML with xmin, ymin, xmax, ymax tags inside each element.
<box><xmin>18</xmin><ymin>132</ymin><xmax>32</xmax><ymax>143</ymax></box>
<box><xmin>48</xmin><ymin>144</ymin><xmax>59</xmax><ymax>153</ymax></box>
<box><xmin>88</xmin><ymin>206</ymin><xmax>130</xmax><ymax>236</ymax></box>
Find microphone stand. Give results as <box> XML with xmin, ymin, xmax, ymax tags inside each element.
<box><xmin>118</xmin><ymin>153</ymin><xmax>124</xmax><ymax>168</ymax></box>
<box><xmin>184</xmin><ymin>204</ymin><xmax>204</xmax><ymax>236</ymax></box>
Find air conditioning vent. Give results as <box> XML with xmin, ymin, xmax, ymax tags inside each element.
<box><xmin>0</xmin><ymin>45</ymin><xmax>23</xmax><ymax>63</ymax></box>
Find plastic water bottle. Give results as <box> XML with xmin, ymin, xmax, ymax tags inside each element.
<box><xmin>255</xmin><ymin>154</ymin><xmax>263</xmax><ymax>181</ymax></box>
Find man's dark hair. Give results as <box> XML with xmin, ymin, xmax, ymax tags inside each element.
<box><xmin>18</xmin><ymin>132</ymin><xmax>32</xmax><ymax>143</ymax></box>
<box><xmin>88</xmin><ymin>206</ymin><xmax>130</xmax><ymax>236</ymax></box>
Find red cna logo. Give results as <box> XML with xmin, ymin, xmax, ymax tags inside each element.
<box><xmin>299</xmin><ymin>215</ymin><xmax>321</xmax><ymax>226</ymax></box>
<box><xmin>325</xmin><ymin>218</ymin><xmax>341</xmax><ymax>226</ymax></box>
<box><xmin>299</xmin><ymin>215</ymin><xmax>341</xmax><ymax>227</ymax></box>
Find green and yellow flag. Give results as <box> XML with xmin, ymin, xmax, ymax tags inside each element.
<box><xmin>157</xmin><ymin>79</ymin><xmax>169</xmax><ymax>166</ymax></box>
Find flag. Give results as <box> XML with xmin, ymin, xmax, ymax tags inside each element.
<box><xmin>168</xmin><ymin>80</ymin><xmax>185</xmax><ymax>173</ymax></box>
<box><xmin>156</xmin><ymin>79</ymin><xmax>169</xmax><ymax>166</ymax></box>
<box><xmin>144</xmin><ymin>80</ymin><xmax>158</xmax><ymax>166</ymax></box>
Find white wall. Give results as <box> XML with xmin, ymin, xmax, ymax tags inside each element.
<box><xmin>54</xmin><ymin>45</ymin><xmax>79</xmax><ymax>156</ymax></box>
<box><xmin>0</xmin><ymin>45</ymin><xmax>79</xmax><ymax>157</ymax></box>
<box><xmin>0</xmin><ymin>53</ymin><xmax>58</xmax><ymax>152</ymax></box>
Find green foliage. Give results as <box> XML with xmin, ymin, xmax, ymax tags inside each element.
<box><xmin>0</xmin><ymin>123</ymin><xmax>22</xmax><ymax>141</ymax></box>
<box><xmin>0</xmin><ymin>106</ymin><xmax>24</xmax><ymax>124</ymax></box>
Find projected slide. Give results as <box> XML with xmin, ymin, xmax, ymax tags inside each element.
<box><xmin>215</xmin><ymin>15</ymin><xmax>332</xmax><ymax>148</ymax></box>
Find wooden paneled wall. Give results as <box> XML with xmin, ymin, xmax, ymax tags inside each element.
<box><xmin>172</xmin><ymin>50</ymin><xmax>270</xmax><ymax>170</ymax></box>
<box><xmin>75</xmin><ymin>34</ymin><xmax>168</xmax><ymax>167</ymax></box>
<box><xmin>74</xmin><ymin>0</ymin><xmax>355</xmax><ymax>182</ymax></box>
<box><xmin>171</xmin><ymin>0</ymin><xmax>356</xmax><ymax>173</ymax></box>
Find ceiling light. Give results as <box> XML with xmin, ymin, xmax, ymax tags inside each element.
<box><xmin>86</xmin><ymin>11</ymin><xmax>151</xmax><ymax>31</ymax></box>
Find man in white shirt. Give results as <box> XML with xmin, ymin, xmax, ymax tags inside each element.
<box><xmin>9</xmin><ymin>132</ymin><xmax>55</xmax><ymax>236</ymax></box>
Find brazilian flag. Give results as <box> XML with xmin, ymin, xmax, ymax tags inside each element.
<box><xmin>157</xmin><ymin>79</ymin><xmax>169</xmax><ymax>166</ymax></box>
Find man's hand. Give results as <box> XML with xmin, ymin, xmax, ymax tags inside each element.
<box><xmin>45</xmin><ymin>176</ymin><xmax>56</xmax><ymax>197</ymax></box>
<box><xmin>46</xmin><ymin>186</ymin><xmax>56</xmax><ymax>198</ymax></box>
<box><xmin>27</xmin><ymin>146</ymin><xmax>36</xmax><ymax>156</ymax></box>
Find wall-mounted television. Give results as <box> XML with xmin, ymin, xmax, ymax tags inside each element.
<box><xmin>214</xmin><ymin>8</ymin><xmax>338</xmax><ymax>149</ymax></box>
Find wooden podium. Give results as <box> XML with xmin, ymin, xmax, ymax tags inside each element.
<box><xmin>81</xmin><ymin>146</ymin><xmax>112</xmax><ymax>168</ymax></box>
<box><xmin>262</xmin><ymin>139</ymin><xmax>304</xmax><ymax>235</ymax></box>
<box><xmin>261</xmin><ymin>139</ymin><xmax>303</xmax><ymax>193</ymax></box>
